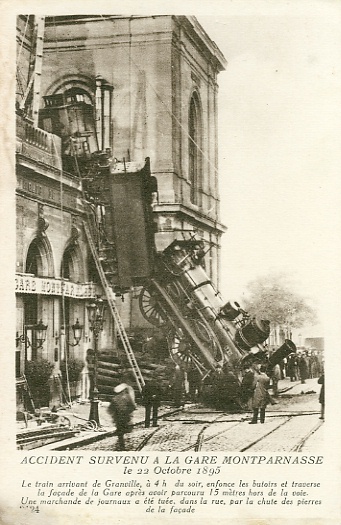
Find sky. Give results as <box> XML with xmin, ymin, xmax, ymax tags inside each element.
<box><xmin>196</xmin><ymin>3</ymin><xmax>341</xmax><ymax>337</ymax></box>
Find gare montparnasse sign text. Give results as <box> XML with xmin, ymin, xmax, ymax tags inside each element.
<box><xmin>15</xmin><ymin>274</ymin><xmax>98</xmax><ymax>299</ymax></box>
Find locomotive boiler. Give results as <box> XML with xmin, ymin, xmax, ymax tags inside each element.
<box><xmin>139</xmin><ymin>237</ymin><xmax>272</xmax><ymax>379</ymax></box>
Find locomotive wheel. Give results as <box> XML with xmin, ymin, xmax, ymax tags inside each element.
<box><xmin>165</xmin><ymin>281</ymin><xmax>194</xmax><ymax>314</ymax></box>
<box><xmin>139</xmin><ymin>287</ymin><xmax>166</xmax><ymax>327</ymax></box>
<box><xmin>191</xmin><ymin>319</ymin><xmax>224</xmax><ymax>363</ymax></box>
<box><xmin>167</xmin><ymin>328</ymin><xmax>210</xmax><ymax>376</ymax></box>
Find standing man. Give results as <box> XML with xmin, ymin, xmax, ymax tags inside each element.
<box><xmin>187</xmin><ymin>365</ymin><xmax>202</xmax><ymax>402</ymax></box>
<box><xmin>287</xmin><ymin>353</ymin><xmax>298</xmax><ymax>382</ymax></box>
<box><xmin>298</xmin><ymin>353</ymin><xmax>309</xmax><ymax>384</ymax></box>
<box><xmin>142</xmin><ymin>380</ymin><xmax>162</xmax><ymax>428</ymax></box>
<box><xmin>249</xmin><ymin>364</ymin><xmax>271</xmax><ymax>424</ymax></box>
<box><xmin>172</xmin><ymin>365</ymin><xmax>185</xmax><ymax>408</ymax></box>
<box><xmin>318</xmin><ymin>374</ymin><xmax>325</xmax><ymax>420</ymax></box>
<box><xmin>86</xmin><ymin>349</ymin><xmax>95</xmax><ymax>400</ymax></box>
<box><xmin>310</xmin><ymin>351</ymin><xmax>319</xmax><ymax>378</ymax></box>
<box><xmin>269</xmin><ymin>363</ymin><xmax>282</xmax><ymax>397</ymax></box>
<box><xmin>240</xmin><ymin>363</ymin><xmax>256</xmax><ymax>407</ymax></box>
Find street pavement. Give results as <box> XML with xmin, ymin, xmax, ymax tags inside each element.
<box><xmin>17</xmin><ymin>377</ymin><xmax>323</xmax><ymax>451</ymax></box>
<box><xmin>21</xmin><ymin>399</ymin><xmax>180</xmax><ymax>451</ymax></box>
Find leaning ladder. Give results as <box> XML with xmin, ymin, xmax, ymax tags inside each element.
<box><xmin>83</xmin><ymin>217</ymin><xmax>145</xmax><ymax>393</ymax></box>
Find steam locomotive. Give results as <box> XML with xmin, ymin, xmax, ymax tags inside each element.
<box><xmin>140</xmin><ymin>238</ymin><xmax>295</xmax><ymax>377</ymax></box>
<box><xmin>83</xmin><ymin>154</ymin><xmax>296</xmax><ymax>395</ymax></box>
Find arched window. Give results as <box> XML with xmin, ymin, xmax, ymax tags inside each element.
<box><xmin>88</xmin><ymin>256</ymin><xmax>98</xmax><ymax>284</ymax></box>
<box><xmin>61</xmin><ymin>245</ymin><xmax>76</xmax><ymax>281</ymax></box>
<box><xmin>62</xmin><ymin>248</ymin><xmax>72</xmax><ymax>281</ymax></box>
<box><xmin>61</xmin><ymin>241</ymin><xmax>84</xmax><ymax>283</ymax></box>
<box><xmin>26</xmin><ymin>239</ymin><xmax>42</xmax><ymax>277</ymax></box>
<box><xmin>188</xmin><ymin>92</ymin><xmax>202</xmax><ymax>205</ymax></box>
<box><xmin>24</xmin><ymin>238</ymin><xmax>51</xmax><ymax>360</ymax></box>
<box><xmin>25</xmin><ymin>236</ymin><xmax>54</xmax><ymax>278</ymax></box>
<box><xmin>60</xmin><ymin>243</ymin><xmax>84</xmax><ymax>357</ymax></box>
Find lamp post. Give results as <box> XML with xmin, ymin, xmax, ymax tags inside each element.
<box><xmin>16</xmin><ymin>320</ymin><xmax>48</xmax><ymax>350</ymax></box>
<box><xmin>59</xmin><ymin>319</ymin><xmax>83</xmax><ymax>351</ymax></box>
<box><xmin>16</xmin><ymin>320</ymin><xmax>48</xmax><ymax>374</ymax></box>
<box><xmin>34</xmin><ymin>319</ymin><xmax>48</xmax><ymax>349</ymax></box>
<box><xmin>86</xmin><ymin>298</ymin><xmax>106</xmax><ymax>425</ymax></box>
<box><xmin>69</xmin><ymin>318</ymin><xmax>83</xmax><ymax>347</ymax></box>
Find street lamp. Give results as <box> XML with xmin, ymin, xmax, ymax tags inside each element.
<box><xmin>16</xmin><ymin>320</ymin><xmax>48</xmax><ymax>365</ymax></box>
<box><xmin>86</xmin><ymin>298</ymin><xmax>106</xmax><ymax>425</ymax></box>
<box><xmin>33</xmin><ymin>319</ymin><xmax>48</xmax><ymax>349</ymax></box>
<box><xmin>71</xmin><ymin>319</ymin><xmax>83</xmax><ymax>345</ymax></box>
<box><xmin>69</xmin><ymin>318</ymin><xmax>84</xmax><ymax>346</ymax></box>
<box><xmin>16</xmin><ymin>320</ymin><xmax>48</xmax><ymax>350</ymax></box>
<box><xmin>59</xmin><ymin>319</ymin><xmax>83</xmax><ymax>348</ymax></box>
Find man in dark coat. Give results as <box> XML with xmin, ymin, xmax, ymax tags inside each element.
<box><xmin>187</xmin><ymin>365</ymin><xmax>202</xmax><ymax>402</ymax></box>
<box><xmin>142</xmin><ymin>380</ymin><xmax>163</xmax><ymax>428</ymax></box>
<box><xmin>240</xmin><ymin>364</ymin><xmax>256</xmax><ymax>406</ymax></box>
<box><xmin>249</xmin><ymin>364</ymin><xmax>271</xmax><ymax>424</ymax></box>
<box><xmin>287</xmin><ymin>353</ymin><xmax>298</xmax><ymax>382</ymax></box>
<box><xmin>318</xmin><ymin>374</ymin><xmax>325</xmax><ymax>420</ymax></box>
<box><xmin>298</xmin><ymin>353</ymin><xmax>309</xmax><ymax>384</ymax></box>
<box><xmin>86</xmin><ymin>349</ymin><xmax>95</xmax><ymax>399</ymax></box>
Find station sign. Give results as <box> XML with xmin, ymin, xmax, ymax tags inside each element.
<box><xmin>15</xmin><ymin>274</ymin><xmax>99</xmax><ymax>299</ymax></box>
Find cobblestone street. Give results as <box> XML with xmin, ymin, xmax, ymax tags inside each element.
<box><xmin>73</xmin><ymin>378</ymin><xmax>324</xmax><ymax>453</ymax></box>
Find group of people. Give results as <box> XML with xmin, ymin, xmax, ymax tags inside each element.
<box><xmin>277</xmin><ymin>351</ymin><xmax>322</xmax><ymax>383</ymax></box>
<box><xmin>241</xmin><ymin>358</ymin><xmax>325</xmax><ymax>424</ymax></box>
<box><xmin>107</xmin><ymin>364</ymin><xmax>186</xmax><ymax>450</ymax></box>
<box><xmin>107</xmin><ymin>357</ymin><xmax>325</xmax><ymax>448</ymax></box>
<box><xmin>286</xmin><ymin>352</ymin><xmax>322</xmax><ymax>383</ymax></box>
<box><xmin>264</xmin><ymin>351</ymin><xmax>323</xmax><ymax>390</ymax></box>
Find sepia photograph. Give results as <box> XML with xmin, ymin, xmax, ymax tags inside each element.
<box><xmin>14</xmin><ymin>12</ymin><xmax>327</xmax><ymax>454</ymax></box>
<box><xmin>1</xmin><ymin>1</ymin><xmax>341</xmax><ymax>523</ymax></box>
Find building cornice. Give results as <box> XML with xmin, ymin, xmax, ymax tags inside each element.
<box><xmin>153</xmin><ymin>203</ymin><xmax>227</xmax><ymax>234</ymax></box>
<box><xmin>44</xmin><ymin>15</ymin><xmax>227</xmax><ymax>73</ymax></box>
<box><xmin>175</xmin><ymin>16</ymin><xmax>227</xmax><ymax>73</ymax></box>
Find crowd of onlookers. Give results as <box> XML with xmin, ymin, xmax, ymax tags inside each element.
<box><xmin>241</xmin><ymin>350</ymin><xmax>325</xmax><ymax>425</ymax></box>
<box><xmin>268</xmin><ymin>349</ymin><xmax>323</xmax><ymax>384</ymax></box>
<box><xmin>106</xmin><ymin>349</ymin><xmax>324</xmax><ymax>449</ymax></box>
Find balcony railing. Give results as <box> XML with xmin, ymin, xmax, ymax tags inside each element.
<box><xmin>16</xmin><ymin>114</ymin><xmax>62</xmax><ymax>170</ymax></box>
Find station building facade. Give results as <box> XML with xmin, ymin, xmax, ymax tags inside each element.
<box><xmin>15</xmin><ymin>15</ymin><xmax>226</xmax><ymax>406</ymax></box>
